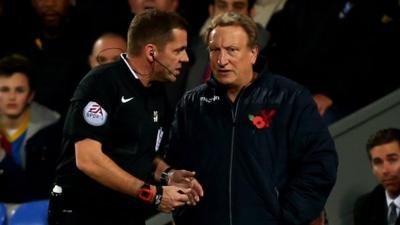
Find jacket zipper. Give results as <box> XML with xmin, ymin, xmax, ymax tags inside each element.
<box><xmin>229</xmin><ymin>94</ymin><xmax>242</xmax><ymax>225</ymax></box>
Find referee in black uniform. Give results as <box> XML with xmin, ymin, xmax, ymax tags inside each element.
<box><xmin>48</xmin><ymin>9</ymin><xmax>203</xmax><ymax>225</ymax></box>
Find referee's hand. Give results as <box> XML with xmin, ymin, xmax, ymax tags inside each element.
<box><xmin>158</xmin><ymin>186</ymin><xmax>191</xmax><ymax>213</ymax></box>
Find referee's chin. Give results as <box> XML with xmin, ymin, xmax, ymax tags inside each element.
<box><xmin>163</xmin><ymin>73</ymin><xmax>178</xmax><ymax>83</ymax></box>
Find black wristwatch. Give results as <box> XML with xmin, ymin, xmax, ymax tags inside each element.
<box><xmin>153</xmin><ymin>186</ymin><xmax>163</xmax><ymax>208</ymax></box>
<box><xmin>160</xmin><ymin>167</ymin><xmax>173</xmax><ymax>185</ymax></box>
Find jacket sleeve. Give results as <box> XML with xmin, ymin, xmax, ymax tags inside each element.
<box><xmin>279</xmin><ymin>88</ymin><xmax>338</xmax><ymax>225</ymax></box>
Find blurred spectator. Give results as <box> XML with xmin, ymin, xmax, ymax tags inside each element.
<box><xmin>0</xmin><ymin>0</ymin><xmax>31</xmax><ymax>57</ymax></box>
<box><xmin>178</xmin><ymin>1</ymin><xmax>209</xmax><ymax>37</ymax></box>
<box><xmin>128</xmin><ymin>0</ymin><xmax>178</xmax><ymax>13</ymax></box>
<box><xmin>88</xmin><ymin>32</ymin><xmax>127</xmax><ymax>69</ymax></box>
<box><xmin>265</xmin><ymin>0</ymin><xmax>400</xmax><ymax>122</ymax></box>
<box><xmin>252</xmin><ymin>0</ymin><xmax>282</xmax><ymax>28</ymax></box>
<box><xmin>0</xmin><ymin>54</ymin><xmax>62</xmax><ymax>203</ymax></box>
<box><xmin>354</xmin><ymin>128</ymin><xmax>400</xmax><ymax>225</ymax></box>
<box><xmin>323</xmin><ymin>0</ymin><xmax>400</xmax><ymax>120</ymax></box>
<box><xmin>74</xmin><ymin>0</ymin><xmax>131</xmax><ymax>38</ymax></box>
<box><xmin>264</xmin><ymin>0</ymin><xmax>338</xmax><ymax>120</ymax></box>
<box><xmin>85</xmin><ymin>0</ymin><xmax>182</xmax><ymax>39</ymax></box>
<box><xmin>8</xmin><ymin>0</ymin><xmax>93</xmax><ymax>117</ymax></box>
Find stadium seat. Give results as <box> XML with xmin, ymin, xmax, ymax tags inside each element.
<box><xmin>9</xmin><ymin>200</ymin><xmax>49</xmax><ymax>225</ymax></box>
<box><xmin>0</xmin><ymin>203</ymin><xmax>6</xmax><ymax>225</ymax></box>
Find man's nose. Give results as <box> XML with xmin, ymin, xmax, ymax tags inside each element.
<box><xmin>10</xmin><ymin>91</ymin><xmax>18</xmax><ymax>98</ymax></box>
<box><xmin>217</xmin><ymin>52</ymin><xmax>228</xmax><ymax>66</ymax></box>
<box><xmin>227</xmin><ymin>5</ymin><xmax>234</xmax><ymax>12</ymax></box>
<box><xmin>181</xmin><ymin>51</ymin><xmax>189</xmax><ymax>62</ymax></box>
<box><xmin>382</xmin><ymin>162</ymin><xmax>392</xmax><ymax>175</ymax></box>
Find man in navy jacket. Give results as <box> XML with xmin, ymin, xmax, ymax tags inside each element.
<box><xmin>166</xmin><ymin>12</ymin><xmax>338</xmax><ymax>225</ymax></box>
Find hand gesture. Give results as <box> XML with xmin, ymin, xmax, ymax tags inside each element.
<box><xmin>168</xmin><ymin>170</ymin><xmax>204</xmax><ymax>205</ymax></box>
<box><xmin>157</xmin><ymin>186</ymin><xmax>191</xmax><ymax>213</ymax></box>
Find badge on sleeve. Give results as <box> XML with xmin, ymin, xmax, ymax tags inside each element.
<box><xmin>83</xmin><ymin>101</ymin><xmax>108</xmax><ymax>126</ymax></box>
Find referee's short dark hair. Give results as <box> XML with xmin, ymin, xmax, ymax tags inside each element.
<box><xmin>127</xmin><ymin>9</ymin><xmax>188</xmax><ymax>56</ymax></box>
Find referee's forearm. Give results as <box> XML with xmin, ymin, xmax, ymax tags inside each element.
<box><xmin>75</xmin><ymin>138</ymin><xmax>146</xmax><ymax>197</ymax></box>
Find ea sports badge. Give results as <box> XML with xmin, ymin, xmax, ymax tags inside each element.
<box><xmin>83</xmin><ymin>101</ymin><xmax>108</xmax><ymax>126</ymax></box>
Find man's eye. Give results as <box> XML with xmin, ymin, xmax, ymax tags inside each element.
<box><xmin>0</xmin><ymin>87</ymin><xmax>9</xmax><ymax>92</ymax></box>
<box><xmin>16</xmin><ymin>87</ymin><xmax>27</xmax><ymax>93</ymax></box>
<box><xmin>388</xmin><ymin>157</ymin><xmax>399</xmax><ymax>163</ymax></box>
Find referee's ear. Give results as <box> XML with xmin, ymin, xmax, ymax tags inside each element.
<box><xmin>145</xmin><ymin>44</ymin><xmax>157</xmax><ymax>63</ymax></box>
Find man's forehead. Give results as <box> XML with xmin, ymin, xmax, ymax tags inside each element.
<box><xmin>371</xmin><ymin>142</ymin><xmax>400</xmax><ymax>157</ymax></box>
<box><xmin>210</xmin><ymin>26</ymin><xmax>248</xmax><ymax>38</ymax></box>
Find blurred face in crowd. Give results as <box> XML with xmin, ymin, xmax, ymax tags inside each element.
<box><xmin>89</xmin><ymin>35</ymin><xmax>127</xmax><ymax>68</ymax></box>
<box><xmin>151</xmin><ymin>28</ymin><xmax>188</xmax><ymax>82</ymax></box>
<box><xmin>210</xmin><ymin>0</ymin><xmax>250</xmax><ymax>17</ymax></box>
<box><xmin>32</xmin><ymin>0</ymin><xmax>71</xmax><ymax>27</ymax></box>
<box><xmin>208</xmin><ymin>25</ymin><xmax>258</xmax><ymax>90</ymax></box>
<box><xmin>128</xmin><ymin>0</ymin><xmax>178</xmax><ymax>14</ymax></box>
<box><xmin>0</xmin><ymin>73</ymin><xmax>34</xmax><ymax>119</ymax></box>
<box><xmin>370</xmin><ymin>141</ymin><xmax>400</xmax><ymax>198</ymax></box>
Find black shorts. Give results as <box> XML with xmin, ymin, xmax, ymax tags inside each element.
<box><xmin>48</xmin><ymin>186</ymin><xmax>147</xmax><ymax>225</ymax></box>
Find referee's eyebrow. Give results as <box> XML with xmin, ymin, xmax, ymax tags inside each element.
<box><xmin>175</xmin><ymin>46</ymin><xmax>187</xmax><ymax>53</ymax></box>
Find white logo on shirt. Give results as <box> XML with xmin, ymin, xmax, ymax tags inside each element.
<box><xmin>121</xmin><ymin>96</ymin><xmax>134</xmax><ymax>103</ymax></box>
<box><xmin>153</xmin><ymin>111</ymin><xmax>158</xmax><ymax>122</ymax></box>
<box><xmin>83</xmin><ymin>101</ymin><xmax>108</xmax><ymax>126</ymax></box>
<box><xmin>200</xmin><ymin>96</ymin><xmax>220</xmax><ymax>103</ymax></box>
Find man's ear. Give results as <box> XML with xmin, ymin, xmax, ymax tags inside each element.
<box><xmin>250</xmin><ymin>46</ymin><xmax>259</xmax><ymax>64</ymax></box>
<box><xmin>145</xmin><ymin>44</ymin><xmax>157</xmax><ymax>62</ymax></box>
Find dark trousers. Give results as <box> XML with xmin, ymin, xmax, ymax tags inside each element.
<box><xmin>48</xmin><ymin>188</ymin><xmax>146</xmax><ymax>225</ymax></box>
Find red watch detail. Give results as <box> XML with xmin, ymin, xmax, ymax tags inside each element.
<box><xmin>138</xmin><ymin>184</ymin><xmax>155</xmax><ymax>203</ymax></box>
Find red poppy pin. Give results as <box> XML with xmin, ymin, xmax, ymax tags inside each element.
<box><xmin>248</xmin><ymin>109</ymin><xmax>277</xmax><ymax>129</ymax></box>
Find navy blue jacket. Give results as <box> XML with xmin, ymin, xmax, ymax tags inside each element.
<box><xmin>166</xmin><ymin>70</ymin><xmax>338</xmax><ymax>225</ymax></box>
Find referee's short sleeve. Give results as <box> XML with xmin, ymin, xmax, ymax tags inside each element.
<box><xmin>64</xmin><ymin>71</ymin><xmax>116</xmax><ymax>143</ymax></box>
<box><xmin>63</xmin><ymin>99</ymin><xmax>112</xmax><ymax>143</ymax></box>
